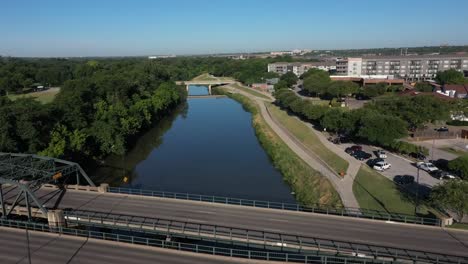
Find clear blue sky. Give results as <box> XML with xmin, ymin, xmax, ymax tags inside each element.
<box><xmin>2</xmin><ymin>0</ymin><xmax>468</xmax><ymax>57</ymax></box>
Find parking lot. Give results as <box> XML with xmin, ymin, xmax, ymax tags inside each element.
<box><xmin>336</xmin><ymin>143</ymin><xmax>442</xmax><ymax>191</ymax></box>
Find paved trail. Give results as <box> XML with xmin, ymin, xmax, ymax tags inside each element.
<box><xmin>224</xmin><ymin>84</ymin><xmax>360</xmax><ymax>209</ymax></box>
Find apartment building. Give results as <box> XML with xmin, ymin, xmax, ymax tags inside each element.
<box><xmin>267</xmin><ymin>61</ymin><xmax>336</xmax><ymax>76</ymax></box>
<box><xmin>336</xmin><ymin>54</ymin><xmax>468</xmax><ymax>81</ymax></box>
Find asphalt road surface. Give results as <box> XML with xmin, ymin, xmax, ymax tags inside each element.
<box><xmin>0</xmin><ymin>227</ymin><xmax>278</xmax><ymax>264</ymax></box>
<box><xmin>4</xmin><ymin>187</ymin><xmax>468</xmax><ymax>258</ymax></box>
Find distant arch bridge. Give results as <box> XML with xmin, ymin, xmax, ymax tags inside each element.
<box><xmin>176</xmin><ymin>80</ymin><xmax>236</xmax><ymax>95</ymax></box>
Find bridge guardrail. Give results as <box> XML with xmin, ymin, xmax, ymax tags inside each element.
<box><xmin>108</xmin><ymin>187</ymin><xmax>441</xmax><ymax>226</ymax></box>
<box><xmin>0</xmin><ymin>219</ymin><xmax>389</xmax><ymax>264</ymax></box>
<box><xmin>64</xmin><ymin>210</ymin><xmax>467</xmax><ymax>264</ymax></box>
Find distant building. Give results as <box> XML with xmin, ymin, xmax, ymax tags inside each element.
<box><xmin>335</xmin><ymin>54</ymin><xmax>468</xmax><ymax>81</ymax></box>
<box><xmin>267</xmin><ymin>62</ymin><xmax>336</xmax><ymax>76</ymax></box>
<box><xmin>148</xmin><ymin>55</ymin><xmax>176</xmax><ymax>59</ymax></box>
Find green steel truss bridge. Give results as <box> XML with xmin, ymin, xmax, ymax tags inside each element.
<box><xmin>0</xmin><ymin>152</ymin><xmax>95</xmax><ymax>219</ymax></box>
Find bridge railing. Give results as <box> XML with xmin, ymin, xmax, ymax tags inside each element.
<box><xmin>108</xmin><ymin>187</ymin><xmax>441</xmax><ymax>226</ymax></box>
<box><xmin>63</xmin><ymin>209</ymin><xmax>467</xmax><ymax>264</ymax></box>
<box><xmin>0</xmin><ymin>219</ymin><xmax>388</xmax><ymax>264</ymax></box>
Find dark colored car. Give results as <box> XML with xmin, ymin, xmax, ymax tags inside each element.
<box><xmin>432</xmin><ymin>170</ymin><xmax>458</xmax><ymax>180</ymax></box>
<box><xmin>346</xmin><ymin>145</ymin><xmax>362</xmax><ymax>155</ymax></box>
<box><xmin>352</xmin><ymin>150</ymin><xmax>372</xmax><ymax>160</ymax></box>
<box><xmin>410</xmin><ymin>152</ymin><xmax>426</xmax><ymax>161</ymax></box>
<box><xmin>394</xmin><ymin>175</ymin><xmax>415</xmax><ymax>185</ymax></box>
<box><xmin>435</xmin><ymin>127</ymin><xmax>449</xmax><ymax>132</ymax></box>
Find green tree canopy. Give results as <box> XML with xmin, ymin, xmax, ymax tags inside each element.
<box><xmin>430</xmin><ymin>180</ymin><xmax>468</xmax><ymax>221</ymax></box>
<box><xmin>279</xmin><ymin>72</ymin><xmax>298</xmax><ymax>88</ymax></box>
<box><xmin>448</xmin><ymin>155</ymin><xmax>468</xmax><ymax>180</ymax></box>
<box><xmin>356</xmin><ymin>112</ymin><xmax>408</xmax><ymax>146</ymax></box>
<box><xmin>303</xmin><ymin>70</ymin><xmax>331</xmax><ymax>96</ymax></box>
<box><xmin>326</xmin><ymin>81</ymin><xmax>359</xmax><ymax>98</ymax></box>
<box><xmin>414</xmin><ymin>82</ymin><xmax>434</xmax><ymax>92</ymax></box>
<box><xmin>435</xmin><ymin>69</ymin><xmax>466</xmax><ymax>85</ymax></box>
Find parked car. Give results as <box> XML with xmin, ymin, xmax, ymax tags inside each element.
<box><xmin>394</xmin><ymin>175</ymin><xmax>415</xmax><ymax>185</ymax></box>
<box><xmin>353</xmin><ymin>150</ymin><xmax>372</xmax><ymax>161</ymax></box>
<box><xmin>432</xmin><ymin>170</ymin><xmax>457</xmax><ymax>180</ymax></box>
<box><xmin>435</xmin><ymin>126</ymin><xmax>449</xmax><ymax>132</ymax></box>
<box><xmin>345</xmin><ymin>145</ymin><xmax>362</xmax><ymax>155</ymax></box>
<box><xmin>376</xmin><ymin>150</ymin><xmax>387</xmax><ymax>159</ymax></box>
<box><xmin>410</xmin><ymin>152</ymin><xmax>426</xmax><ymax>161</ymax></box>
<box><xmin>416</xmin><ymin>162</ymin><xmax>439</xmax><ymax>172</ymax></box>
<box><xmin>373</xmin><ymin>161</ymin><xmax>391</xmax><ymax>171</ymax></box>
<box><xmin>328</xmin><ymin>137</ymin><xmax>341</xmax><ymax>144</ymax></box>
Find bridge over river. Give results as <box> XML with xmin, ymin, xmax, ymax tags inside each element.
<box><xmin>176</xmin><ymin>80</ymin><xmax>237</xmax><ymax>94</ymax></box>
<box><xmin>1</xmin><ymin>153</ymin><xmax>468</xmax><ymax>264</ymax></box>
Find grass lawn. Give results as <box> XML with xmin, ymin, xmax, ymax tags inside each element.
<box><xmin>7</xmin><ymin>88</ymin><xmax>60</xmax><ymax>104</ymax></box>
<box><xmin>440</xmin><ymin>147</ymin><xmax>467</xmax><ymax>157</ymax></box>
<box><xmin>231</xmin><ymin>83</ymin><xmax>271</xmax><ymax>100</ymax></box>
<box><xmin>266</xmin><ymin>103</ymin><xmax>349</xmax><ymax>174</ymax></box>
<box><xmin>353</xmin><ymin>165</ymin><xmax>432</xmax><ymax>216</ymax></box>
<box><xmin>192</xmin><ymin>73</ymin><xmax>217</xmax><ymax>81</ymax></box>
<box><xmin>192</xmin><ymin>73</ymin><xmax>234</xmax><ymax>82</ymax></box>
<box><xmin>447</xmin><ymin>223</ymin><xmax>468</xmax><ymax>230</ymax></box>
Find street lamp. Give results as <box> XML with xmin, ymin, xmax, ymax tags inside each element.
<box><xmin>415</xmin><ymin>166</ymin><xmax>421</xmax><ymax>215</ymax></box>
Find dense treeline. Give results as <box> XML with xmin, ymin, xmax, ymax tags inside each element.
<box><xmin>0</xmin><ymin>56</ymin><xmax>301</xmax><ymax>160</ymax></box>
<box><xmin>0</xmin><ymin>59</ymin><xmax>186</xmax><ymax>161</ymax></box>
<box><xmin>273</xmin><ymin>89</ymin><xmax>461</xmax><ymax>155</ymax></box>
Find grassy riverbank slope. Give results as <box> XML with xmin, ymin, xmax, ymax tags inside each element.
<box><xmin>214</xmin><ymin>88</ymin><xmax>342</xmax><ymax>207</ymax></box>
<box><xmin>266</xmin><ymin>104</ymin><xmax>349</xmax><ymax>174</ymax></box>
<box><xmin>353</xmin><ymin>165</ymin><xmax>432</xmax><ymax>216</ymax></box>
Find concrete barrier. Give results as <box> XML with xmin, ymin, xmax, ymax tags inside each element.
<box><xmin>98</xmin><ymin>183</ymin><xmax>109</xmax><ymax>193</ymax></box>
<box><xmin>47</xmin><ymin>209</ymin><xmax>66</xmax><ymax>228</ymax></box>
<box><xmin>439</xmin><ymin>216</ymin><xmax>454</xmax><ymax>227</ymax></box>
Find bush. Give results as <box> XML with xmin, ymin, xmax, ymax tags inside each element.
<box><xmin>446</xmin><ymin>120</ymin><xmax>468</xmax><ymax>126</ymax></box>
<box><xmin>388</xmin><ymin>141</ymin><xmax>429</xmax><ymax>156</ymax></box>
<box><xmin>448</xmin><ymin>155</ymin><xmax>468</xmax><ymax>180</ymax></box>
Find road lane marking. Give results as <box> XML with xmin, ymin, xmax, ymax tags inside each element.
<box><xmin>268</xmin><ymin>218</ymin><xmax>290</xmax><ymax>223</ymax></box>
<box><xmin>196</xmin><ymin>210</ymin><xmax>217</xmax><ymax>215</ymax></box>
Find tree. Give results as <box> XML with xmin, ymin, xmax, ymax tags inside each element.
<box><xmin>435</xmin><ymin>69</ymin><xmax>466</xmax><ymax>85</ymax></box>
<box><xmin>414</xmin><ymin>82</ymin><xmax>434</xmax><ymax>92</ymax></box>
<box><xmin>326</xmin><ymin>81</ymin><xmax>359</xmax><ymax>98</ymax></box>
<box><xmin>303</xmin><ymin>70</ymin><xmax>331</xmax><ymax>96</ymax></box>
<box><xmin>357</xmin><ymin>112</ymin><xmax>408</xmax><ymax>146</ymax></box>
<box><xmin>448</xmin><ymin>155</ymin><xmax>468</xmax><ymax>180</ymax></box>
<box><xmin>430</xmin><ymin>180</ymin><xmax>468</xmax><ymax>221</ymax></box>
<box><xmin>279</xmin><ymin>72</ymin><xmax>298</xmax><ymax>88</ymax></box>
<box><xmin>320</xmin><ymin>108</ymin><xmax>345</xmax><ymax>132</ymax></box>
<box><xmin>301</xmin><ymin>102</ymin><xmax>328</xmax><ymax>121</ymax></box>
<box><xmin>360</xmin><ymin>83</ymin><xmax>387</xmax><ymax>98</ymax></box>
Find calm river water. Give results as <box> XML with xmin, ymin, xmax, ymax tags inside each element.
<box><xmin>91</xmin><ymin>86</ymin><xmax>295</xmax><ymax>203</ymax></box>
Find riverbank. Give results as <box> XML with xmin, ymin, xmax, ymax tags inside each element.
<box><xmin>214</xmin><ymin>87</ymin><xmax>342</xmax><ymax>207</ymax></box>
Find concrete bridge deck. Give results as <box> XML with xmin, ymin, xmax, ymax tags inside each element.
<box><xmin>2</xmin><ymin>186</ymin><xmax>468</xmax><ymax>259</ymax></box>
<box><xmin>0</xmin><ymin>227</ymin><xmax>273</xmax><ymax>264</ymax></box>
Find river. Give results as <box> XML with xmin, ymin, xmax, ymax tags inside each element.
<box><xmin>91</xmin><ymin>85</ymin><xmax>295</xmax><ymax>203</ymax></box>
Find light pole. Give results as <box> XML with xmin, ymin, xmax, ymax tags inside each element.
<box><xmin>415</xmin><ymin>166</ymin><xmax>420</xmax><ymax>215</ymax></box>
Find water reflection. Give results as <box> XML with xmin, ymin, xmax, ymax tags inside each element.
<box><xmin>91</xmin><ymin>87</ymin><xmax>295</xmax><ymax>203</ymax></box>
